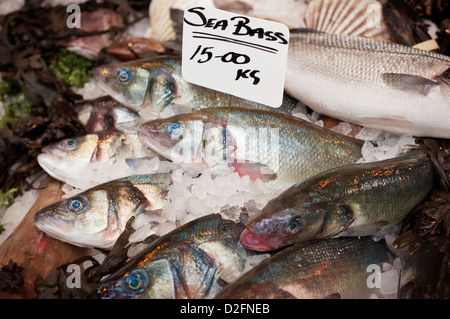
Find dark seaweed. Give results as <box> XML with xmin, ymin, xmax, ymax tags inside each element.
<box><xmin>393</xmin><ymin>139</ymin><xmax>450</xmax><ymax>254</ymax></box>
<box><xmin>0</xmin><ymin>0</ymin><xmax>149</xmax><ymax>195</ymax></box>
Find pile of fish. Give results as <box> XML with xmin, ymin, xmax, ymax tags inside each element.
<box><xmin>1</xmin><ymin>0</ymin><xmax>450</xmax><ymax>299</ymax></box>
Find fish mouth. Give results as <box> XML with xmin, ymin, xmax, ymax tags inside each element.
<box><xmin>138</xmin><ymin>126</ymin><xmax>171</xmax><ymax>156</ymax></box>
<box><xmin>34</xmin><ymin>211</ymin><xmax>76</xmax><ymax>241</ymax></box>
<box><xmin>240</xmin><ymin>229</ymin><xmax>276</xmax><ymax>251</ymax></box>
<box><xmin>37</xmin><ymin>152</ymin><xmax>66</xmax><ymax>181</ymax></box>
<box><xmin>34</xmin><ymin>212</ymin><xmax>116</xmax><ymax>249</ymax></box>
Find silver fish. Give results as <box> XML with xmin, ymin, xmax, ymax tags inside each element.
<box><xmin>99</xmin><ymin>213</ymin><xmax>247</xmax><ymax>299</ymax></box>
<box><xmin>93</xmin><ymin>55</ymin><xmax>299</xmax><ymax>115</ymax></box>
<box><xmin>285</xmin><ymin>29</ymin><xmax>450</xmax><ymax>138</ymax></box>
<box><xmin>37</xmin><ymin>129</ymin><xmax>158</xmax><ymax>185</ymax></box>
<box><xmin>216</xmin><ymin>237</ymin><xmax>391</xmax><ymax>299</ymax></box>
<box><xmin>34</xmin><ymin>174</ymin><xmax>171</xmax><ymax>249</ymax></box>
<box><xmin>138</xmin><ymin>107</ymin><xmax>363</xmax><ymax>192</ymax></box>
<box><xmin>241</xmin><ymin>150</ymin><xmax>434</xmax><ymax>251</ymax></box>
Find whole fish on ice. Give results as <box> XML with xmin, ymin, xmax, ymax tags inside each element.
<box><xmin>241</xmin><ymin>150</ymin><xmax>434</xmax><ymax>251</ymax></box>
<box><xmin>285</xmin><ymin>29</ymin><xmax>450</xmax><ymax>138</ymax></box>
<box><xmin>33</xmin><ymin>174</ymin><xmax>171</xmax><ymax>249</ymax></box>
<box><xmin>138</xmin><ymin>107</ymin><xmax>363</xmax><ymax>192</ymax></box>
<box><xmin>99</xmin><ymin>214</ymin><xmax>247</xmax><ymax>299</ymax></box>
<box><xmin>37</xmin><ymin>129</ymin><xmax>159</xmax><ymax>186</ymax></box>
<box><xmin>216</xmin><ymin>237</ymin><xmax>390</xmax><ymax>299</ymax></box>
<box><xmin>93</xmin><ymin>55</ymin><xmax>299</xmax><ymax>115</ymax></box>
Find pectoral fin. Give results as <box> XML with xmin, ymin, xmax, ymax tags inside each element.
<box><xmin>382</xmin><ymin>73</ymin><xmax>438</xmax><ymax>95</ymax></box>
<box><xmin>228</xmin><ymin>161</ymin><xmax>278</xmax><ymax>182</ymax></box>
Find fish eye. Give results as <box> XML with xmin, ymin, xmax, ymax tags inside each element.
<box><xmin>62</xmin><ymin>138</ymin><xmax>79</xmax><ymax>151</ymax></box>
<box><xmin>117</xmin><ymin>68</ymin><xmax>133</xmax><ymax>83</ymax></box>
<box><xmin>124</xmin><ymin>270</ymin><xmax>147</xmax><ymax>294</ymax></box>
<box><xmin>286</xmin><ymin>217</ymin><xmax>303</xmax><ymax>234</ymax></box>
<box><xmin>67</xmin><ymin>198</ymin><xmax>85</xmax><ymax>212</ymax></box>
<box><xmin>165</xmin><ymin>122</ymin><xmax>183</xmax><ymax>139</ymax></box>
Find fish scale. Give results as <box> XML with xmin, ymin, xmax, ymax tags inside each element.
<box><xmin>216</xmin><ymin>237</ymin><xmax>390</xmax><ymax>299</ymax></box>
<box><xmin>285</xmin><ymin>29</ymin><xmax>450</xmax><ymax>138</ymax></box>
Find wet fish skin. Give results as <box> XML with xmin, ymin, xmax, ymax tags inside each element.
<box><xmin>216</xmin><ymin>237</ymin><xmax>390</xmax><ymax>299</ymax></box>
<box><xmin>99</xmin><ymin>214</ymin><xmax>247</xmax><ymax>299</ymax></box>
<box><xmin>138</xmin><ymin>107</ymin><xmax>363</xmax><ymax>192</ymax></box>
<box><xmin>37</xmin><ymin>129</ymin><xmax>158</xmax><ymax>185</ymax></box>
<box><xmin>285</xmin><ymin>29</ymin><xmax>450</xmax><ymax>138</ymax></box>
<box><xmin>241</xmin><ymin>150</ymin><xmax>434</xmax><ymax>251</ymax></box>
<box><xmin>93</xmin><ymin>55</ymin><xmax>299</xmax><ymax>114</ymax></box>
<box><xmin>33</xmin><ymin>174</ymin><xmax>171</xmax><ymax>249</ymax></box>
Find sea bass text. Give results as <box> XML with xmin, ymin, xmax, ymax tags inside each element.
<box><xmin>184</xmin><ymin>7</ymin><xmax>288</xmax><ymax>45</ymax></box>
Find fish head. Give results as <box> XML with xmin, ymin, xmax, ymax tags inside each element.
<box><xmin>99</xmin><ymin>268</ymin><xmax>150</xmax><ymax>299</ymax></box>
<box><xmin>34</xmin><ymin>187</ymin><xmax>124</xmax><ymax>249</ymax></box>
<box><xmin>138</xmin><ymin>112</ymin><xmax>223</xmax><ymax>164</ymax></box>
<box><xmin>93</xmin><ymin>57</ymin><xmax>183</xmax><ymax>112</ymax></box>
<box><xmin>241</xmin><ymin>191</ymin><xmax>353</xmax><ymax>251</ymax></box>
<box><xmin>37</xmin><ymin>135</ymin><xmax>99</xmax><ymax>182</ymax></box>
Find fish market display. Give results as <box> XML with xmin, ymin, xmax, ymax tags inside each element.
<box><xmin>93</xmin><ymin>56</ymin><xmax>299</xmax><ymax>116</ymax></box>
<box><xmin>75</xmin><ymin>97</ymin><xmax>141</xmax><ymax>133</ymax></box>
<box><xmin>285</xmin><ymin>29</ymin><xmax>450</xmax><ymax>138</ymax></box>
<box><xmin>216</xmin><ymin>237</ymin><xmax>390</xmax><ymax>299</ymax></box>
<box><xmin>2</xmin><ymin>0</ymin><xmax>450</xmax><ymax>301</ymax></box>
<box><xmin>99</xmin><ymin>213</ymin><xmax>247</xmax><ymax>299</ymax></box>
<box><xmin>138</xmin><ymin>107</ymin><xmax>363</xmax><ymax>192</ymax></box>
<box><xmin>33</xmin><ymin>174</ymin><xmax>171</xmax><ymax>249</ymax></box>
<box><xmin>37</xmin><ymin>129</ymin><xmax>159</xmax><ymax>187</ymax></box>
<box><xmin>240</xmin><ymin>150</ymin><xmax>434</xmax><ymax>251</ymax></box>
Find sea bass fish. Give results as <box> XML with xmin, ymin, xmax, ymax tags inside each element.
<box><xmin>138</xmin><ymin>107</ymin><xmax>363</xmax><ymax>192</ymax></box>
<box><xmin>37</xmin><ymin>129</ymin><xmax>158</xmax><ymax>186</ymax></box>
<box><xmin>93</xmin><ymin>55</ymin><xmax>299</xmax><ymax>115</ymax></box>
<box><xmin>75</xmin><ymin>96</ymin><xmax>141</xmax><ymax>133</ymax></box>
<box><xmin>240</xmin><ymin>150</ymin><xmax>434</xmax><ymax>251</ymax></box>
<box><xmin>34</xmin><ymin>174</ymin><xmax>171</xmax><ymax>249</ymax></box>
<box><xmin>285</xmin><ymin>29</ymin><xmax>450</xmax><ymax>138</ymax></box>
<box><xmin>99</xmin><ymin>214</ymin><xmax>247</xmax><ymax>299</ymax></box>
<box><xmin>216</xmin><ymin>237</ymin><xmax>390</xmax><ymax>299</ymax></box>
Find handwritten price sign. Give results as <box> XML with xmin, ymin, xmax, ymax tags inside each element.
<box><xmin>182</xmin><ymin>6</ymin><xmax>289</xmax><ymax>108</ymax></box>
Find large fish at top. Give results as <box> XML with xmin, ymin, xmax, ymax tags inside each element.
<box><xmin>285</xmin><ymin>29</ymin><xmax>450</xmax><ymax>138</ymax></box>
<box><xmin>138</xmin><ymin>107</ymin><xmax>363</xmax><ymax>192</ymax></box>
<box><xmin>93</xmin><ymin>55</ymin><xmax>299</xmax><ymax>115</ymax></box>
<box><xmin>240</xmin><ymin>150</ymin><xmax>434</xmax><ymax>251</ymax></box>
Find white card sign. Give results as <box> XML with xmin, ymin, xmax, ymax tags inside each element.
<box><xmin>182</xmin><ymin>6</ymin><xmax>289</xmax><ymax>108</ymax></box>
